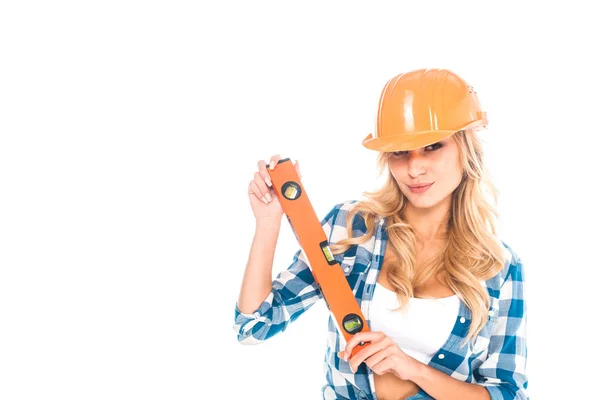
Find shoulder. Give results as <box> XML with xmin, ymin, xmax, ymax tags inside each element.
<box><xmin>321</xmin><ymin>199</ymin><xmax>379</xmax><ymax>234</ymax></box>
<box><xmin>319</xmin><ymin>200</ymin><xmax>359</xmax><ymax>243</ymax></box>
<box><xmin>322</xmin><ymin>200</ymin><xmax>380</xmax><ymax>265</ymax></box>
<box><xmin>321</xmin><ymin>200</ymin><xmax>360</xmax><ymax>227</ymax></box>
<box><xmin>499</xmin><ymin>240</ymin><xmax>525</xmax><ymax>281</ymax></box>
<box><xmin>486</xmin><ymin>240</ymin><xmax>526</xmax><ymax>292</ymax></box>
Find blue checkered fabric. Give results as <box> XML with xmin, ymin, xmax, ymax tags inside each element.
<box><xmin>233</xmin><ymin>201</ymin><xmax>528</xmax><ymax>399</ymax></box>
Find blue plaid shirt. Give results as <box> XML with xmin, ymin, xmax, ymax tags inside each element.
<box><xmin>233</xmin><ymin>201</ymin><xmax>528</xmax><ymax>399</ymax></box>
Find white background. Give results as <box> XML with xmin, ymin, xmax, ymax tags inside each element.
<box><xmin>1</xmin><ymin>1</ymin><xmax>599</xmax><ymax>399</ymax></box>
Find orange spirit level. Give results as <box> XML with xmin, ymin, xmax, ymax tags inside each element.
<box><xmin>268</xmin><ymin>158</ymin><xmax>370</xmax><ymax>358</ymax></box>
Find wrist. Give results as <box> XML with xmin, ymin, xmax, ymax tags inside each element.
<box><xmin>255</xmin><ymin>216</ymin><xmax>282</xmax><ymax>229</ymax></box>
<box><xmin>404</xmin><ymin>356</ymin><xmax>425</xmax><ymax>382</ymax></box>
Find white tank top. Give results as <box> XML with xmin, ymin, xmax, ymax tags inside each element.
<box><xmin>369</xmin><ymin>282</ymin><xmax>460</xmax><ymax>365</ymax></box>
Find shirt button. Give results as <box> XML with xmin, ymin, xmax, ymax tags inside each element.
<box><xmin>488</xmin><ymin>310</ymin><xmax>495</xmax><ymax>316</ymax></box>
<box><xmin>460</xmin><ymin>317</ymin><xmax>466</xmax><ymax>323</ymax></box>
<box><xmin>438</xmin><ymin>353</ymin><xmax>445</xmax><ymax>360</ymax></box>
<box><xmin>344</xmin><ymin>266</ymin><xmax>351</xmax><ymax>273</ymax></box>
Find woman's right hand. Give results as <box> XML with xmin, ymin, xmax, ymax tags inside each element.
<box><xmin>248</xmin><ymin>154</ymin><xmax>301</xmax><ymax>221</ymax></box>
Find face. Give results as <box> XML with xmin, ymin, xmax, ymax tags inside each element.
<box><xmin>388</xmin><ymin>136</ymin><xmax>463</xmax><ymax>210</ymax></box>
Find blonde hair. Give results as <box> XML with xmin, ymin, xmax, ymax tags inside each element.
<box><xmin>330</xmin><ymin>129</ymin><xmax>505</xmax><ymax>346</ymax></box>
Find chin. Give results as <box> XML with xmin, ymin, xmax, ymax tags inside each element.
<box><xmin>404</xmin><ymin>194</ymin><xmax>439</xmax><ymax>209</ymax></box>
<box><xmin>410</xmin><ymin>200</ymin><xmax>439</xmax><ymax>209</ymax></box>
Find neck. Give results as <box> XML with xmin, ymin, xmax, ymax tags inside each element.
<box><xmin>403</xmin><ymin>197</ymin><xmax>451</xmax><ymax>243</ymax></box>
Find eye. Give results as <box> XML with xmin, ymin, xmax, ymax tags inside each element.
<box><xmin>391</xmin><ymin>142</ymin><xmax>443</xmax><ymax>157</ymax></box>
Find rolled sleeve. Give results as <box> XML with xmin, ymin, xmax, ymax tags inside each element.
<box><xmin>476</xmin><ymin>254</ymin><xmax>528</xmax><ymax>399</ymax></box>
<box><xmin>232</xmin><ymin>203</ymin><xmax>344</xmax><ymax>344</ymax></box>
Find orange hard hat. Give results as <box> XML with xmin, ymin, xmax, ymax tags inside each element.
<box><xmin>362</xmin><ymin>68</ymin><xmax>488</xmax><ymax>152</ymax></box>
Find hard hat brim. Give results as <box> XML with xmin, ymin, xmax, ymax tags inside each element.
<box><xmin>362</xmin><ymin>130</ymin><xmax>458</xmax><ymax>152</ymax></box>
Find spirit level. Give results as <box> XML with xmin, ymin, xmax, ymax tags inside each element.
<box><xmin>268</xmin><ymin>158</ymin><xmax>370</xmax><ymax>358</ymax></box>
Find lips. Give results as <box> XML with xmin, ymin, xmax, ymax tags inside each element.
<box><xmin>407</xmin><ymin>182</ymin><xmax>433</xmax><ymax>194</ymax></box>
<box><xmin>408</xmin><ymin>183</ymin><xmax>433</xmax><ymax>188</ymax></box>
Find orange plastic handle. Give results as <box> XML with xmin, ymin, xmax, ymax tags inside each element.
<box><xmin>268</xmin><ymin>158</ymin><xmax>370</xmax><ymax>359</ymax></box>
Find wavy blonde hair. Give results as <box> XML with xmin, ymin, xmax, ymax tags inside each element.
<box><xmin>330</xmin><ymin>129</ymin><xmax>505</xmax><ymax>346</ymax></box>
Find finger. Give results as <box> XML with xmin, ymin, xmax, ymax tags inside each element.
<box><xmin>257</xmin><ymin>159</ymin><xmax>272</xmax><ymax>188</ymax></box>
<box><xmin>249</xmin><ymin>180</ymin><xmax>269</xmax><ymax>205</ymax></box>
<box><xmin>344</xmin><ymin>332</ymin><xmax>385</xmax><ymax>359</ymax></box>
<box><xmin>363</xmin><ymin>344</ymin><xmax>396</xmax><ymax>370</ymax></box>
<box><xmin>294</xmin><ymin>159</ymin><xmax>302</xmax><ymax>180</ymax></box>
<box><xmin>257</xmin><ymin>159</ymin><xmax>267</xmax><ymax>172</ymax></box>
<box><xmin>268</xmin><ymin>154</ymin><xmax>282</xmax><ymax>170</ymax></box>
<box><xmin>348</xmin><ymin>337</ymin><xmax>390</xmax><ymax>373</ymax></box>
<box><xmin>257</xmin><ymin>160</ymin><xmax>272</xmax><ymax>187</ymax></box>
<box><xmin>253</xmin><ymin>172</ymin><xmax>272</xmax><ymax>203</ymax></box>
<box><xmin>369</xmin><ymin>357</ymin><xmax>396</xmax><ymax>376</ymax></box>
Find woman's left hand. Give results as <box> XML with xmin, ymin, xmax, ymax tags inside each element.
<box><xmin>339</xmin><ymin>331</ymin><xmax>422</xmax><ymax>380</ymax></box>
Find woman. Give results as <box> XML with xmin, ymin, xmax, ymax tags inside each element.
<box><xmin>233</xmin><ymin>68</ymin><xmax>528</xmax><ymax>400</ymax></box>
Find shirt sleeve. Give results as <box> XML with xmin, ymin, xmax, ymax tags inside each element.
<box><xmin>476</xmin><ymin>252</ymin><xmax>529</xmax><ymax>399</ymax></box>
<box><xmin>232</xmin><ymin>203</ymin><xmax>343</xmax><ymax>344</ymax></box>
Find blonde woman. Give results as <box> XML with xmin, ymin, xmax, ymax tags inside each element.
<box><xmin>233</xmin><ymin>69</ymin><xmax>528</xmax><ymax>400</ymax></box>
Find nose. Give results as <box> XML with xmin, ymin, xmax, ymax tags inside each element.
<box><xmin>407</xmin><ymin>152</ymin><xmax>427</xmax><ymax>178</ymax></box>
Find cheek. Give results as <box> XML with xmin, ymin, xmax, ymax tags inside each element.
<box><xmin>437</xmin><ymin>159</ymin><xmax>463</xmax><ymax>188</ymax></box>
<box><xmin>389</xmin><ymin>165</ymin><xmax>411</xmax><ymax>192</ymax></box>
<box><xmin>388</xmin><ymin>162</ymin><xmax>401</xmax><ymax>181</ymax></box>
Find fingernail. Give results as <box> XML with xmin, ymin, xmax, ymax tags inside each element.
<box><xmin>269</xmin><ymin>161</ymin><xmax>275</xmax><ymax>169</ymax></box>
<box><xmin>265</xmin><ymin>176</ymin><xmax>272</xmax><ymax>187</ymax></box>
<box><xmin>261</xmin><ymin>196</ymin><xmax>268</xmax><ymax>204</ymax></box>
<box><xmin>265</xmin><ymin>193</ymin><xmax>272</xmax><ymax>202</ymax></box>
